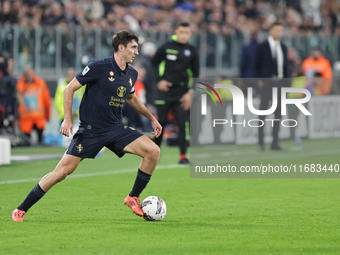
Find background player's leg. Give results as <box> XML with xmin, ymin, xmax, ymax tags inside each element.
<box><xmin>172</xmin><ymin>100</ymin><xmax>190</xmax><ymax>163</ymax></box>
<box><xmin>15</xmin><ymin>153</ymin><xmax>82</xmax><ymax>213</ymax></box>
<box><xmin>153</xmin><ymin>100</ymin><xmax>171</xmax><ymax>147</ymax></box>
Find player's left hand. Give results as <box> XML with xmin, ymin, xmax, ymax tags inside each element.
<box><xmin>151</xmin><ymin>119</ymin><xmax>162</xmax><ymax>138</ymax></box>
<box><xmin>180</xmin><ymin>91</ymin><xmax>191</xmax><ymax>111</ymax></box>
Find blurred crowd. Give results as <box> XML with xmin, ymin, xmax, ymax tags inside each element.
<box><xmin>1</xmin><ymin>0</ymin><xmax>340</xmax><ymax>36</ymax></box>
<box><xmin>1</xmin><ymin>0</ymin><xmax>339</xmax><ymax>146</ymax></box>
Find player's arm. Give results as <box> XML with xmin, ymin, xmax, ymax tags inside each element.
<box><xmin>126</xmin><ymin>93</ymin><xmax>162</xmax><ymax>138</ymax></box>
<box><xmin>60</xmin><ymin>78</ymin><xmax>83</xmax><ymax>137</ymax></box>
<box><xmin>180</xmin><ymin>48</ymin><xmax>200</xmax><ymax>110</ymax></box>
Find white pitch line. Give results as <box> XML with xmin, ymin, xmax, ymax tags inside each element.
<box><xmin>0</xmin><ymin>164</ymin><xmax>187</xmax><ymax>185</ymax></box>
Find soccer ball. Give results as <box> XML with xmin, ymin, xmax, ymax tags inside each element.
<box><xmin>141</xmin><ymin>196</ymin><xmax>167</xmax><ymax>221</ymax></box>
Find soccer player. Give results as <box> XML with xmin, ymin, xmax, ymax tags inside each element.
<box><xmin>151</xmin><ymin>22</ymin><xmax>199</xmax><ymax>164</ymax></box>
<box><xmin>11</xmin><ymin>31</ymin><xmax>162</xmax><ymax>222</ymax></box>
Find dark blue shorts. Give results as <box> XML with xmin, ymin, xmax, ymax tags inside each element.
<box><xmin>66</xmin><ymin>123</ymin><xmax>144</xmax><ymax>159</ymax></box>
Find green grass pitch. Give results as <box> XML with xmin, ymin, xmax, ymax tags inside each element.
<box><xmin>1</xmin><ymin>139</ymin><xmax>339</xmax><ymax>254</ymax></box>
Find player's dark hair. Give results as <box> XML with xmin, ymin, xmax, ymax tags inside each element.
<box><xmin>112</xmin><ymin>30</ymin><xmax>139</xmax><ymax>52</ymax></box>
<box><xmin>175</xmin><ymin>22</ymin><xmax>190</xmax><ymax>29</ymax></box>
<box><xmin>269</xmin><ymin>22</ymin><xmax>283</xmax><ymax>30</ymax></box>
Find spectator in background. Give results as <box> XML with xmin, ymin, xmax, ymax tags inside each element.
<box><xmin>287</xmin><ymin>48</ymin><xmax>301</xmax><ymax>78</ymax></box>
<box><xmin>309</xmin><ymin>72</ymin><xmax>323</xmax><ymax>96</ymax></box>
<box><xmin>43</xmin><ymin>2</ymin><xmax>66</xmax><ymax>26</ymax></box>
<box><xmin>301</xmin><ymin>0</ymin><xmax>322</xmax><ymax>28</ymax></box>
<box><xmin>253</xmin><ymin>22</ymin><xmax>289</xmax><ymax>151</ymax></box>
<box><xmin>139</xmin><ymin>42</ymin><xmax>158</xmax><ymax>132</ymax></box>
<box><xmin>1</xmin><ymin>0</ymin><xmax>340</xmax><ymax>38</ymax></box>
<box><xmin>302</xmin><ymin>48</ymin><xmax>333</xmax><ymax>96</ymax></box>
<box><xmin>240</xmin><ymin>31</ymin><xmax>259</xmax><ymax>96</ymax></box>
<box><xmin>140</xmin><ymin>42</ymin><xmax>157</xmax><ymax>116</ymax></box>
<box><xmin>0</xmin><ymin>52</ymin><xmax>10</xmax><ymax>78</ymax></box>
<box><xmin>287</xmin><ymin>70</ymin><xmax>307</xmax><ymax>148</ymax></box>
<box><xmin>241</xmin><ymin>31</ymin><xmax>259</xmax><ymax>78</ymax></box>
<box><xmin>16</xmin><ymin>67</ymin><xmax>51</xmax><ymax>144</ymax></box>
<box><xmin>0</xmin><ymin>1</ymin><xmax>18</xmax><ymax>24</ymax></box>
<box><xmin>63</xmin><ymin>1</ymin><xmax>78</xmax><ymax>27</ymax></box>
<box><xmin>0</xmin><ymin>52</ymin><xmax>15</xmax><ymax>133</ymax></box>
<box><xmin>55</xmin><ymin>68</ymin><xmax>85</xmax><ymax>124</ymax></box>
<box><xmin>206</xmin><ymin>21</ymin><xmax>220</xmax><ymax>67</ymax></box>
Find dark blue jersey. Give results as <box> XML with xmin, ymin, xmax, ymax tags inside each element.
<box><xmin>75</xmin><ymin>55</ymin><xmax>137</xmax><ymax>130</ymax></box>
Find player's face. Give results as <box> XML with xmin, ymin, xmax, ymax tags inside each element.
<box><xmin>175</xmin><ymin>26</ymin><xmax>191</xmax><ymax>44</ymax></box>
<box><xmin>123</xmin><ymin>40</ymin><xmax>139</xmax><ymax>63</ymax></box>
<box><xmin>269</xmin><ymin>25</ymin><xmax>283</xmax><ymax>41</ymax></box>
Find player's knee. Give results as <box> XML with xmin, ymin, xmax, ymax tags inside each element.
<box><xmin>146</xmin><ymin>144</ymin><xmax>160</xmax><ymax>161</ymax></box>
<box><xmin>151</xmin><ymin>144</ymin><xmax>161</xmax><ymax>161</ymax></box>
<box><xmin>54</xmin><ymin>170</ymin><xmax>68</xmax><ymax>183</ymax></box>
<box><xmin>54</xmin><ymin>164</ymin><xmax>77</xmax><ymax>183</ymax></box>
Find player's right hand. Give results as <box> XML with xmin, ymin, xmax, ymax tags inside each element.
<box><xmin>151</xmin><ymin>119</ymin><xmax>162</xmax><ymax>138</ymax></box>
<box><xmin>157</xmin><ymin>80</ymin><xmax>172</xmax><ymax>92</ymax></box>
<box><xmin>60</xmin><ymin>119</ymin><xmax>73</xmax><ymax>137</ymax></box>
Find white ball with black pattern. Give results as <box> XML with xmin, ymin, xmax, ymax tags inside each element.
<box><xmin>141</xmin><ymin>196</ymin><xmax>167</xmax><ymax>221</ymax></box>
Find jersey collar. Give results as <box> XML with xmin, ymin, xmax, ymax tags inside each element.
<box><xmin>111</xmin><ymin>55</ymin><xmax>128</xmax><ymax>75</ymax></box>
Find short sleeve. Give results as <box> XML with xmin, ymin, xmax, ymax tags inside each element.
<box><xmin>76</xmin><ymin>62</ymin><xmax>98</xmax><ymax>86</ymax></box>
<box><xmin>130</xmin><ymin>86</ymin><xmax>135</xmax><ymax>94</ymax></box>
<box><xmin>129</xmin><ymin>70</ymin><xmax>138</xmax><ymax>94</ymax></box>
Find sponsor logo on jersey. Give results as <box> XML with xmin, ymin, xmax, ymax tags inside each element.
<box><xmin>166</xmin><ymin>54</ymin><xmax>177</xmax><ymax>61</ymax></box>
<box><xmin>117</xmin><ymin>86</ymin><xmax>126</xmax><ymax>97</ymax></box>
<box><xmin>82</xmin><ymin>66</ymin><xmax>90</xmax><ymax>75</ymax></box>
<box><xmin>108</xmin><ymin>77</ymin><xmax>115</xmax><ymax>82</ymax></box>
<box><xmin>109</xmin><ymin>96</ymin><xmax>125</xmax><ymax>107</ymax></box>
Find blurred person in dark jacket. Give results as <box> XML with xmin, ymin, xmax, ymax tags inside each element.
<box><xmin>240</xmin><ymin>31</ymin><xmax>259</xmax><ymax>96</ymax></box>
<box><xmin>241</xmin><ymin>31</ymin><xmax>259</xmax><ymax>79</ymax></box>
<box><xmin>253</xmin><ymin>22</ymin><xmax>289</xmax><ymax>151</ymax></box>
<box><xmin>140</xmin><ymin>42</ymin><xmax>157</xmax><ymax>131</ymax></box>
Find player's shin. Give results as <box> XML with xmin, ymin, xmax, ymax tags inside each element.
<box><xmin>129</xmin><ymin>169</ymin><xmax>151</xmax><ymax>197</ymax></box>
<box><xmin>17</xmin><ymin>183</ymin><xmax>46</xmax><ymax>212</ymax></box>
